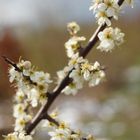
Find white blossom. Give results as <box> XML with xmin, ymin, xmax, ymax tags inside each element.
<box><xmin>69</xmin><ymin>68</ymin><xmax>84</xmax><ymax>83</ymax></box>
<box><xmin>89</xmin><ymin>69</ymin><xmax>105</xmax><ymax>86</ymax></box>
<box><xmin>88</xmin><ymin>61</ymin><xmax>105</xmax><ymax>87</ymax></box>
<box><xmin>67</xmin><ymin>22</ymin><xmax>80</xmax><ymax>35</ymax></box>
<box><xmin>27</xmin><ymin>88</ymin><xmax>39</xmax><ymax>107</ymax></box>
<box><xmin>30</xmin><ymin>71</ymin><xmax>52</xmax><ymax>85</ymax></box>
<box><xmin>62</xmin><ymin>82</ymin><xmax>82</xmax><ymax>95</ymax></box>
<box><xmin>80</xmin><ymin>60</ymin><xmax>94</xmax><ymax>81</ymax></box>
<box><xmin>97</xmin><ymin>27</ymin><xmax>125</xmax><ymax>52</ymax></box>
<box><xmin>65</xmin><ymin>36</ymin><xmax>86</xmax><ymax>58</ymax></box>
<box><xmin>22</xmin><ymin>61</ymin><xmax>32</xmax><ymax>76</ymax></box>
<box><xmin>14</xmin><ymin>118</ymin><xmax>26</xmax><ymax>132</ymax></box>
<box><xmin>48</xmin><ymin>122</ymin><xmax>71</xmax><ymax>140</ymax></box>
<box><xmin>13</xmin><ymin>103</ymin><xmax>26</xmax><ymax>118</ymax></box>
<box><xmin>114</xmin><ymin>27</ymin><xmax>125</xmax><ymax>46</ymax></box>
<box><xmin>90</xmin><ymin>0</ymin><xmax>120</xmax><ymax>26</ymax></box>
<box><xmin>14</xmin><ymin>115</ymin><xmax>32</xmax><ymax>132</ymax></box>
<box><xmin>14</xmin><ymin>90</ymin><xmax>25</xmax><ymax>103</ymax></box>
<box><xmin>65</xmin><ymin>22</ymin><xmax>86</xmax><ymax>58</ymax></box>
<box><xmin>57</xmin><ymin>68</ymin><xmax>68</xmax><ymax>84</ymax></box>
<box><xmin>68</xmin><ymin>53</ymin><xmax>85</xmax><ymax>69</ymax></box>
<box><xmin>48</xmin><ymin>129</ymin><xmax>70</xmax><ymax>140</ymax></box>
<box><xmin>9</xmin><ymin>67</ymin><xmax>21</xmax><ymax>83</ymax></box>
<box><xmin>27</xmin><ymin>88</ymin><xmax>47</xmax><ymax>107</ymax></box>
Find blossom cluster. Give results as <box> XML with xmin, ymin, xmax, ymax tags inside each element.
<box><xmin>4</xmin><ymin>132</ymin><xmax>32</xmax><ymax>140</ymax></box>
<box><xmin>9</xmin><ymin>60</ymin><xmax>52</xmax><ymax>108</ymax></box>
<box><xmin>57</xmin><ymin>53</ymin><xmax>105</xmax><ymax>95</ymax></box>
<box><xmin>4</xmin><ymin>0</ymin><xmax>134</xmax><ymax>140</ymax></box>
<box><xmin>97</xmin><ymin>27</ymin><xmax>125</xmax><ymax>52</ymax></box>
<box><xmin>57</xmin><ymin>22</ymin><xmax>106</xmax><ymax>96</ymax></box>
<box><xmin>89</xmin><ymin>0</ymin><xmax>126</xmax><ymax>52</ymax></box>
<box><xmin>89</xmin><ymin>0</ymin><xmax>120</xmax><ymax>26</ymax></box>
<box><xmin>5</xmin><ymin>60</ymin><xmax>52</xmax><ymax>138</ymax></box>
<box><xmin>89</xmin><ymin>0</ymin><xmax>134</xmax><ymax>26</ymax></box>
<box><xmin>42</xmin><ymin>110</ymin><xmax>95</xmax><ymax>140</ymax></box>
<box><xmin>65</xmin><ymin>22</ymin><xmax>86</xmax><ymax>58</ymax></box>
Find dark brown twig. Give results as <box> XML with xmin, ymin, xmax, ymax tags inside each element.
<box><xmin>2</xmin><ymin>56</ymin><xmax>22</xmax><ymax>72</ymax></box>
<box><xmin>2</xmin><ymin>56</ymin><xmax>37</xmax><ymax>86</ymax></box>
<box><xmin>44</xmin><ymin>114</ymin><xmax>59</xmax><ymax>126</ymax></box>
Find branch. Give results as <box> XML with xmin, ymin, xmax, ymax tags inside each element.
<box><xmin>6</xmin><ymin>0</ymin><xmax>125</xmax><ymax>136</ymax></box>
<box><xmin>2</xmin><ymin>56</ymin><xmax>22</xmax><ymax>72</ymax></box>
<box><xmin>2</xmin><ymin>56</ymin><xmax>37</xmax><ymax>86</ymax></box>
<box><xmin>44</xmin><ymin>114</ymin><xmax>59</xmax><ymax>126</ymax></box>
<box><xmin>25</xmin><ymin>0</ymin><xmax>125</xmax><ymax>135</ymax></box>
<box><xmin>43</xmin><ymin>114</ymin><xmax>88</xmax><ymax>140</ymax></box>
<box><xmin>40</xmin><ymin>0</ymin><xmax>125</xmax><ymax>114</ymax></box>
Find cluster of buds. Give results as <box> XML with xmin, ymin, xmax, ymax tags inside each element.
<box><xmin>57</xmin><ymin>22</ymin><xmax>106</xmax><ymax>95</ymax></box>
<box><xmin>57</xmin><ymin>53</ymin><xmax>105</xmax><ymax>95</ymax></box>
<box><xmin>65</xmin><ymin>22</ymin><xmax>86</xmax><ymax>58</ymax></box>
<box><xmin>89</xmin><ymin>0</ymin><xmax>134</xmax><ymax>52</ymax></box>
<box><xmin>42</xmin><ymin>110</ymin><xmax>95</xmax><ymax>140</ymax></box>
<box><xmin>89</xmin><ymin>0</ymin><xmax>120</xmax><ymax>26</ymax></box>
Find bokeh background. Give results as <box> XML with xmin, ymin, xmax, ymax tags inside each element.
<box><xmin>0</xmin><ymin>0</ymin><xmax>140</xmax><ymax>140</ymax></box>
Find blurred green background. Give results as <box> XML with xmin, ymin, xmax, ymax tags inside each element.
<box><xmin>0</xmin><ymin>0</ymin><xmax>140</xmax><ymax>140</ymax></box>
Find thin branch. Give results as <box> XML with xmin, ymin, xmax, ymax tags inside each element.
<box><xmin>2</xmin><ymin>56</ymin><xmax>22</xmax><ymax>72</ymax></box>
<box><xmin>2</xmin><ymin>56</ymin><xmax>37</xmax><ymax>86</ymax></box>
<box><xmin>25</xmin><ymin>113</ymin><xmax>59</xmax><ymax>132</ymax></box>
<box><xmin>43</xmin><ymin>114</ymin><xmax>87</xmax><ymax>140</ymax></box>
<box><xmin>44</xmin><ymin>114</ymin><xmax>59</xmax><ymax>126</ymax></box>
